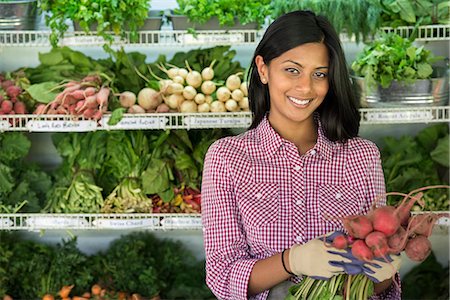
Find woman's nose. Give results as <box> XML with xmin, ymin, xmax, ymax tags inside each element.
<box><xmin>295</xmin><ymin>74</ymin><xmax>313</xmax><ymax>92</ymax></box>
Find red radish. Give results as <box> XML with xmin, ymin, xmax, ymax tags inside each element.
<box><xmin>365</xmin><ymin>231</ymin><xmax>389</xmax><ymax>258</ymax></box>
<box><xmin>404</xmin><ymin>235</ymin><xmax>431</xmax><ymax>262</ymax></box>
<box><xmin>1</xmin><ymin>100</ymin><xmax>13</xmax><ymax>114</ymax></box>
<box><xmin>13</xmin><ymin>101</ymin><xmax>26</xmax><ymax>114</ymax></box>
<box><xmin>83</xmin><ymin>86</ymin><xmax>97</xmax><ymax>97</ymax></box>
<box><xmin>351</xmin><ymin>239</ymin><xmax>373</xmax><ymax>261</ymax></box>
<box><xmin>34</xmin><ymin>104</ymin><xmax>46</xmax><ymax>114</ymax></box>
<box><xmin>343</xmin><ymin>215</ymin><xmax>373</xmax><ymax>239</ymax></box>
<box><xmin>77</xmin><ymin>94</ymin><xmax>98</xmax><ymax>112</ymax></box>
<box><xmin>96</xmin><ymin>86</ymin><xmax>110</xmax><ymax>108</ymax></box>
<box><xmin>370</xmin><ymin>206</ymin><xmax>400</xmax><ymax>237</ymax></box>
<box><xmin>70</xmin><ymin>89</ymin><xmax>86</xmax><ymax>100</ymax></box>
<box><xmin>92</xmin><ymin>110</ymin><xmax>103</xmax><ymax>120</ymax></box>
<box><xmin>1</xmin><ymin>80</ymin><xmax>13</xmax><ymax>90</ymax></box>
<box><xmin>83</xmin><ymin>108</ymin><xmax>96</xmax><ymax>119</ymax></box>
<box><xmin>6</xmin><ymin>85</ymin><xmax>21</xmax><ymax>98</ymax></box>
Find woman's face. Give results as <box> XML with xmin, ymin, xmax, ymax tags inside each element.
<box><xmin>256</xmin><ymin>42</ymin><xmax>329</xmax><ymax>126</ymax></box>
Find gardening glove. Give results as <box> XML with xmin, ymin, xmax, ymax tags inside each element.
<box><xmin>363</xmin><ymin>254</ymin><xmax>402</xmax><ymax>283</ymax></box>
<box><xmin>288</xmin><ymin>233</ymin><xmax>351</xmax><ymax>280</ymax></box>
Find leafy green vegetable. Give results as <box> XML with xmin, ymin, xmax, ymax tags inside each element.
<box><xmin>26</xmin><ymin>81</ymin><xmax>60</xmax><ymax>104</ymax></box>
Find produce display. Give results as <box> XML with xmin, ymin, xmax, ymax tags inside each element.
<box><xmin>286</xmin><ymin>186</ymin><xmax>449</xmax><ymax>300</ymax></box>
<box><xmin>0</xmin><ymin>232</ymin><xmax>213</xmax><ymax>299</ymax></box>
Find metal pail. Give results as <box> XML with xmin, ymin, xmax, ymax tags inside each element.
<box><xmin>0</xmin><ymin>0</ymin><xmax>38</xmax><ymax>30</ymax></box>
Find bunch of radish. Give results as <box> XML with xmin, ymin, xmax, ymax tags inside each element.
<box><xmin>0</xmin><ymin>74</ymin><xmax>27</xmax><ymax>115</ymax></box>
<box><xmin>141</xmin><ymin>60</ymin><xmax>249</xmax><ymax>113</ymax></box>
<box><xmin>330</xmin><ymin>185</ymin><xmax>449</xmax><ymax>263</ymax></box>
<box><xmin>33</xmin><ymin>74</ymin><xmax>110</xmax><ymax>121</ymax></box>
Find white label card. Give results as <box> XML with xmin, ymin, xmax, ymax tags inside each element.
<box><xmin>184</xmin><ymin>116</ymin><xmax>250</xmax><ymax>127</ymax></box>
<box><xmin>180</xmin><ymin>33</ymin><xmax>245</xmax><ymax>45</ymax></box>
<box><xmin>0</xmin><ymin>121</ymin><xmax>11</xmax><ymax>130</ymax></box>
<box><xmin>26</xmin><ymin>120</ymin><xmax>97</xmax><ymax>132</ymax></box>
<box><xmin>26</xmin><ymin>216</ymin><xmax>89</xmax><ymax>228</ymax></box>
<box><xmin>93</xmin><ymin>218</ymin><xmax>159</xmax><ymax>228</ymax></box>
<box><xmin>101</xmin><ymin>116</ymin><xmax>167</xmax><ymax>129</ymax></box>
<box><xmin>0</xmin><ymin>218</ymin><xmax>12</xmax><ymax>228</ymax></box>
<box><xmin>366</xmin><ymin>110</ymin><xmax>433</xmax><ymax>122</ymax></box>
<box><xmin>161</xmin><ymin>216</ymin><xmax>202</xmax><ymax>228</ymax></box>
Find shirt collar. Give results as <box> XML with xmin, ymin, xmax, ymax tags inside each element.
<box><xmin>255</xmin><ymin>114</ymin><xmax>337</xmax><ymax>161</ymax></box>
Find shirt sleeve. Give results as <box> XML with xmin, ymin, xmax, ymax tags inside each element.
<box><xmin>201</xmin><ymin>140</ymin><xmax>257</xmax><ymax>300</ymax></box>
<box><xmin>369</xmin><ymin>273</ymin><xmax>402</xmax><ymax>300</ymax></box>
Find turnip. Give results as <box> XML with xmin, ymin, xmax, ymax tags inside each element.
<box><xmin>240</xmin><ymin>81</ymin><xmax>248</xmax><ymax>96</ymax></box>
<box><xmin>225</xmin><ymin>99</ymin><xmax>238</xmax><ymax>112</ymax></box>
<box><xmin>201</xmin><ymin>60</ymin><xmax>216</xmax><ymax>81</ymax></box>
<box><xmin>164</xmin><ymin>94</ymin><xmax>184</xmax><ymax>109</ymax></box>
<box><xmin>205</xmin><ymin>95</ymin><xmax>213</xmax><ymax>104</ymax></box>
<box><xmin>128</xmin><ymin>104</ymin><xmax>146</xmax><ymax>114</ymax></box>
<box><xmin>138</xmin><ymin>87</ymin><xmax>162</xmax><ymax>110</ymax></box>
<box><xmin>210</xmin><ymin>101</ymin><xmax>226</xmax><ymax>112</ymax></box>
<box><xmin>185</xmin><ymin>60</ymin><xmax>202</xmax><ymax>88</ymax></box>
<box><xmin>173</xmin><ymin>75</ymin><xmax>185</xmax><ymax>85</ymax></box>
<box><xmin>404</xmin><ymin>235</ymin><xmax>431</xmax><ymax>262</ymax></box>
<box><xmin>159</xmin><ymin>79</ymin><xmax>173</xmax><ymax>93</ymax></box>
<box><xmin>194</xmin><ymin>93</ymin><xmax>206</xmax><ymax>104</ymax></box>
<box><xmin>197</xmin><ymin>102</ymin><xmax>210</xmax><ymax>112</ymax></box>
<box><xmin>156</xmin><ymin>103</ymin><xmax>170</xmax><ymax>113</ymax></box>
<box><xmin>166</xmin><ymin>82</ymin><xmax>184</xmax><ymax>95</ymax></box>
<box><xmin>119</xmin><ymin>91</ymin><xmax>137</xmax><ymax>108</ymax></box>
<box><xmin>216</xmin><ymin>87</ymin><xmax>231</xmax><ymax>102</ymax></box>
<box><xmin>178</xmin><ymin>68</ymin><xmax>188</xmax><ymax>79</ymax></box>
<box><xmin>239</xmin><ymin>97</ymin><xmax>249</xmax><ymax>110</ymax></box>
<box><xmin>231</xmin><ymin>89</ymin><xmax>244</xmax><ymax>102</ymax></box>
<box><xmin>157</xmin><ymin>63</ymin><xmax>179</xmax><ymax>79</ymax></box>
<box><xmin>182</xmin><ymin>85</ymin><xmax>197</xmax><ymax>100</ymax></box>
<box><xmin>201</xmin><ymin>80</ymin><xmax>216</xmax><ymax>95</ymax></box>
<box><xmin>226</xmin><ymin>72</ymin><xmax>243</xmax><ymax>91</ymax></box>
<box><xmin>179</xmin><ymin>100</ymin><xmax>198</xmax><ymax>113</ymax></box>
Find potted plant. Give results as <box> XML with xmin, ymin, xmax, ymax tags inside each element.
<box><xmin>0</xmin><ymin>0</ymin><xmax>40</xmax><ymax>30</ymax></box>
<box><xmin>351</xmin><ymin>32</ymin><xmax>448</xmax><ymax>108</ymax></box>
<box><xmin>169</xmin><ymin>0</ymin><xmax>270</xmax><ymax>30</ymax></box>
<box><xmin>39</xmin><ymin>0</ymin><xmax>153</xmax><ymax>47</ymax></box>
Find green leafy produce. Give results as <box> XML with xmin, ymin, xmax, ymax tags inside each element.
<box><xmin>381</xmin><ymin>124</ymin><xmax>449</xmax><ymax>210</ymax></box>
<box><xmin>351</xmin><ymin>32</ymin><xmax>443</xmax><ymax>88</ymax></box>
<box><xmin>380</xmin><ymin>0</ymin><xmax>450</xmax><ymax>26</ymax></box>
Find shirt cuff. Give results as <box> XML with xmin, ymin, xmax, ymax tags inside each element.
<box><xmin>229</xmin><ymin>258</ymin><xmax>259</xmax><ymax>300</ymax></box>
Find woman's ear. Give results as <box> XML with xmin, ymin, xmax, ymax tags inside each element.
<box><xmin>255</xmin><ymin>55</ymin><xmax>268</xmax><ymax>84</ymax></box>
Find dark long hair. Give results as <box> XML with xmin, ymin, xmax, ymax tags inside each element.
<box><xmin>247</xmin><ymin>10</ymin><xmax>360</xmax><ymax>142</ymax></box>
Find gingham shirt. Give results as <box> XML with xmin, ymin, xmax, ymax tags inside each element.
<box><xmin>201</xmin><ymin>115</ymin><xmax>401</xmax><ymax>300</ymax></box>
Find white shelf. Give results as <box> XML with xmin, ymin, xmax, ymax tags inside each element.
<box><xmin>1</xmin><ymin>211</ymin><xmax>447</xmax><ymax>231</ymax></box>
<box><xmin>0</xmin><ymin>107</ymin><xmax>448</xmax><ymax>132</ymax></box>
<box><xmin>0</xmin><ymin>213</ymin><xmax>202</xmax><ymax>231</ymax></box>
<box><xmin>0</xmin><ymin>25</ymin><xmax>448</xmax><ymax>48</ymax></box>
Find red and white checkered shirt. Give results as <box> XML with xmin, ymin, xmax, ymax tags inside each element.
<box><xmin>201</xmin><ymin>115</ymin><xmax>401</xmax><ymax>300</ymax></box>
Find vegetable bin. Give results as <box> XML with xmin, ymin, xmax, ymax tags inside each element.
<box><xmin>0</xmin><ymin>0</ymin><xmax>39</xmax><ymax>30</ymax></box>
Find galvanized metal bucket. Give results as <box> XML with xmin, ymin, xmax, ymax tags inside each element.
<box><xmin>352</xmin><ymin>74</ymin><xmax>449</xmax><ymax>108</ymax></box>
<box><xmin>0</xmin><ymin>0</ymin><xmax>38</xmax><ymax>30</ymax></box>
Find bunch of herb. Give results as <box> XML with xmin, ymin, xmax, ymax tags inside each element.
<box><xmin>0</xmin><ymin>232</ymin><xmax>14</xmax><ymax>297</ymax></box>
<box><xmin>269</xmin><ymin>0</ymin><xmax>383</xmax><ymax>43</ymax></box>
<box><xmin>351</xmin><ymin>32</ymin><xmax>442</xmax><ymax>88</ymax></box>
<box><xmin>39</xmin><ymin>0</ymin><xmax>150</xmax><ymax>47</ymax></box>
<box><xmin>99</xmin><ymin>131</ymin><xmax>153</xmax><ymax>213</ymax></box>
<box><xmin>174</xmin><ymin>0</ymin><xmax>270</xmax><ymax>28</ymax></box>
<box><xmin>44</xmin><ymin>132</ymin><xmax>107</xmax><ymax>213</ymax></box>
<box><xmin>381</xmin><ymin>124</ymin><xmax>449</xmax><ymax>211</ymax></box>
<box><xmin>379</xmin><ymin>0</ymin><xmax>450</xmax><ymax>27</ymax></box>
<box><xmin>0</xmin><ymin>132</ymin><xmax>52</xmax><ymax>213</ymax></box>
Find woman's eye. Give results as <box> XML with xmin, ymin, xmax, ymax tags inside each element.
<box><xmin>314</xmin><ymin>71</ymin><xmax>328</xmax><ymax>79</ymax></box>
<box><xmin>285</xmin><ymin>67</ymin><xmax>299</xmax><ymax>74</ymax></box>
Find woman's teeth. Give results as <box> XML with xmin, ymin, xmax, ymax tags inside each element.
<box><xmin>288</xmin><ymin>96</ymin><xmax>312</xmax><ymax>105</ymax></box>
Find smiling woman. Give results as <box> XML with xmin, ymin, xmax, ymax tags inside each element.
<box><xmin>201</xmin><ymin>10</ymin><xmax>402</xmax><ymax>300</ymax></box>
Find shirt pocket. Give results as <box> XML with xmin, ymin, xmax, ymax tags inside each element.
<box><xmin>318</xmin><ymin>184</ymin><xmax>362</xmax><ymax>228</ymax></box>
<box><xmin>237</xmin><ymin>182</ymin><xmax>279</xmax><ymax>228</ymax></box>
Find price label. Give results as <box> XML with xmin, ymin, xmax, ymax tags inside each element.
<box><xmin>179</xmin><ymin>33</ymin><xmax>245</xmax><ymax>45</ymax></box>
<box><xmin>26</xmin><ymin>120</ymin><xmax>97</xmax><ymax>132</ymax></box>
<box><xmin>161</xmin><ymin>216</ymin><xmax>202</xmax><ymax>228</ymax></box>
<box><xmin>0</xmin><ymin>218</ymin><xmax>12</xmax><ymax>228</ymax></box>
<box><xmin>101</xmin><ymin>116</ymin><xmax>168</xmax><ymax>129</ymax></box>
<box><xmin>0</xmin><ymin>120</ymin><xmax>11</xmax><ymax>130</ymax></box>
<box><xmin>93</xmin><ymin>218</ymin><xmax>159</xmax><ymax>229</ymax></box>
<box><xmin>365</xmin><ymin>110</ymin><xmax>433</xmax><ymax>122</ymax></box>
<box><xmin>184</xmin><ymin>116</ymin><xmax>250</xmax><ymax>127</ymax></box>
<box><xmin>26</xmin><ymin>216</ymin><xmax>89</xmax><ymax>228</ymax></box>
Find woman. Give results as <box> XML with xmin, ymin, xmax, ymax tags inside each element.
<box><xmin>201</xmin><ymin>10</ymin><xmax>401</xmax><ymax>300</ymax></box>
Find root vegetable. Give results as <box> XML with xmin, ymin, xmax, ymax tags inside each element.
<box><xmin>83</xmin><ymin>86</ymin><xmax>97</xmax><ymax>97</ymax></box>
<box><xmin>351</xmin><ymin>239</ymin><xmax>373</xmax><ymax>261</ymax></box>
<box><xmin>240</xmin><ymin>81</ymin><xmax>248</xmax><ymax>96</ymax></box>
<box><xmin>197</xmin><ymin>102</ymin><xmax>210</xmax><ymax>112</ymax></box>
<box><xmin>156</xmin><ymin>103</ymin><xmax>170</xmax><ymax>113</ymax></box>
<box><xmin>128</xmin><ymin>104</ymin><xmax>146</xmax><ymax>114</ymax></box>
<box><xmin>332</xmin><ymin>234</ymin><xmax>348</xmax><ymax>249</ymax></box>
<box><xmin>180</xmin><ymin>100</ymin><xmax>198</xmax><ymax>113</ymax></box>
<box><xmin>226</xmin><ymin>72</ymin><xmax>243</xmax><ymax>91</ymax></box>
<box><xmin>387</xmin><ymin>226</ymin><xmax>407</xmax><ymax>253</ymax></box>
<box><xmin>404</xmin><ymin>235</ymin><xmax>431</xmax><ymax>262</ymax></box>
<box><xmin>201</xmin><ymin>60</ymin><xmax>216</xmax><ymax>81</ymax></box>
<box><xmin>239</xmin><ymin>96</ymin><xmax>249</xmax><ymax>110</ymax></box>
<box><xmin>159</xmin><ymin>79</ymin><xmax>173</xmax><ymax>93</ymax></box>
<box><xmin>178</xmin><ymin>68</ymin><xmax>188</xmax><ymax>79</ymax></box>
<box><xmin>70</xmin><ymin>89</ymin><xmax>86</xmax><ymax>100</ymax></box>
<box><xmin>167</xmin><ymin>67</ymin><xmax>179</xmax><ymax>79</ymax></box>
<box><xmin>1</xmin><ymin>100</ymin><xmax>13</xmax><ymax>113</ymax></box>
<box><xmin>34</xmin><ymin>103</ymin><xmax>46</xmax><ymax>114</ymax></box>
<box><xmin>58</xmin><ymin>284</ymin><xmax>74</xmax><ymax>298</ymax></box>
<box><xmin>166</xmin><ymin>83</ymin><xmax>184</xmax><ymax>95</ymax></box>
<box><xmin>205</xmin><ymin>95</ymin><xmax>213</xmax><ymax>104</ymax></box>
<box><xmin>343</xmin><ymin>215</ymin><xmax>373</xmax><ymax>239</ymax></box>
<box><xmin>138</xmin><ymin>87</ymin><xmax>162</xmax><ymax>110</ymax></box>
<box><xmin>83</xmin><ymin>108</ymin><xmax>96</xmax><ymax>119</ymax></box>
<box><xmin>119</xmin><ymin>91</ymin><xmax>137</xmax><ymax>108</ymax></box>
<box><xmin>183</xmin><ymin>85</ymin><xmax>197</xmax><ymax>100</ymax></box>
<box><xmin>173</xmin><ymin>75</ymin><xmax>185</xmax><ymax>85</ymax></box>
<box><xmin>96</xmin><ymin>86</ymin><xmax>110</xmax><ymax>108</ymax></box>
<box><xmin>216</xmin><ymin>87</ymin><xmax>231</xmax><ymax>102</ymax></box>
<box><xmin>42</xmin><ymin>294</ymin><xmax>55</xmax><ymax>300</ymax></box>
<box><xmin>371</xmin><ymin>206</ymin><xmax>400</xmax><ymax>237</ymax></box>
<box><xmin>164</xmin><ymin>94</ymin><xmax>184</xmax><ymax>109</ymax></box>
<box><xmin>210</xmin><ymin>101</ymin><xmax>226</xmax><ymax>112</ymax></box>
<box><xmin>408</xmin><ymin>213</ymin><xmax>441</xmax><ymax>237</ymax></box>
<box><xmin>77</xmin><ymin>94</ymin><xmax>98</xmax><ymax>112</ymax></box>
<box><xmin>185</xmin><ymin>60</ymin><xmax>202</xmax><ymax>88</ymax></box>
<box><xmin>225</xmin><ymin>99</ymin><xmax>238</xmax><ymax>112</ymax></box>
<box><xmin>6</xmin><ymin>85</ymin><xmax>21</xmax><ymax>99</ymax></box>
<box><xmin>201</xmin><ymin>80</ymin><xmax>216</xmax><ymax>95</ymax></box>
<box><xmin>91</xmin><ymin>284</ymin><xmax>102</xmax><ymax>296</ymax></box>
<box><xmin>231</xmin><ymin>89</ymin><xmax>244</xmax><ymax>101</ymax></box>
<box><xmin>365</xmin><ymin>231</ymin><xmax>389</xmax><ymax>257</ymax></box>
<box><xmin>194</xmin><ymin>93</ymin><xmax>206</xmax><ymax>104</ymax></box>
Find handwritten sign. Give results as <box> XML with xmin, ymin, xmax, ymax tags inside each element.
<box><xmin>93</xmin><ymin>218</ymin><xmax>159</xmax><ymax>229</ymax></box>
<box><xmin>101</xmin><ymin>116</ymin><xmax>168</xmax><ymax>129</ymax></box>
<box><xmin>160</xmin><ymin>216</ymin><xmax>202</xmax><ymax>229</ymax></box>
<box><xmin>26</xmin><ymin>216</ymin><xmax>89</xmax><ymax>228</ymax></box>
<box><xmin>184</xmin><ymin>116</ymin><xmax>250</xmax><ymax>127</ymax></box>
<box><xmin>365</xmin><ymin>110</ymin><xmax>433</xmax><ymax>122</ymax></box>
<box><xmin>0</xmin><ymin>120</ymin><xmax>11</xmax><ymax>130</ymax></box>
<box><xmin>0</xmin><ymin>218</ymin><xmax>12</xmax><ymax>228</ymax></box>
<box><xmin>27</xmin><ymin>120</ymin><xmax>97</xmax><ymax>132</ymax></box>
<box><xmin>179</xmin><ymin>33</ymin><xmax>245</xmax><ymax>45</ymax></box>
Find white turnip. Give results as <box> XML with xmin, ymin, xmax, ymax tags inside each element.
<box><xmin>226</xmin><ymin>72</ymin><xmax>243</xmax><ymax>91</ymax></box>
<box><xmin>216</xmin><ymin>87</ymin><xmax>231</xmax><ymax>102</ymax></box>
<box><xmin>201</xmin><ymin>60</ymin><xmax>216</xmax><ymax>81</ymax></box>
<box><xmin>194</xmin><ymin>93</ymin><xmax>206</xmax><ymax>104</ymax></box>
<box><xmin>119</xmin><ymin>91</ymin><xmax>137</xmax><ymax>108</ymax></box>
<box><xmin>210</xmin><ymin>101</ymin><xmax>226</xmax><ymax>112</ymax></box>
<box><xmin>138</xmin><ymin>88</ymin><xmax>162</xmax><ymax>110</ymax></box>
<box><xmin>225</xmin><ymin>99</ymin><xmax>238</xmax><ymax>112</ymax></box>
<box><xmin>179</xmin><ymin>100</ymin><xmax>197</xmax><ymax>113</ymax></box>
<box><xmin>128</xmin><ymin>104</ymin><xmax>146</xmax><ymax>114</ymax></box>
<box><xmin>197</xmin><ymin>102</ymin><xmax>210</xmax><ymax>112</ymax></box>
<box><xmin>182</xmin><ymin>86</ymin><xmax>197</xmax><ymax>100</ymax></box>
<box><xmin>201</xmin><ymin>80</ymin><xmax>216</xmax><ymax>95</ymax></box>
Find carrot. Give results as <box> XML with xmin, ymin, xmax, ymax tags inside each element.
<box><xmin>58</xmin><ymin>285</ymin><xmax>74</xmax><ymax>298</ymax></box>
<box><xmin>42</xmin><ymin>294</ymin><xmax>54</xmax><ymax>300</ymax></box>
<box><xmin>91</xmin><ymin>284</ymin><xmax>101</xmax><ymax>296</ymax></box>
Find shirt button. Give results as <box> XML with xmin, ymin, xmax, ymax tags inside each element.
<box><xmin>310</xmin><ymin>149</ymin><xmax>317</xmax><ymax>155</ymax></box>
<box><xmin>295</xmin><ymin>236</ymin><xmax>303</xmax><ymax>242</ymax></box>
<box><xmin>296</xmin><ymin>199</ymin><xmax>302</xmax><ymax>205</ymax></box>
<box><xmin>335</xmin><ymin>193</ymin><xmax>342</xmax><ymax>199</ymax></box>
<box><xmin>294</xmin><ymin>165</ymin><xmax>301</xmax><ymax>171</ymax></box>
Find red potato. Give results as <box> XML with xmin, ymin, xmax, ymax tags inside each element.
<box><xmin>404</xmin><ymin>235</ymin><xmax>431</xmax><ymax>262</ymax></box>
